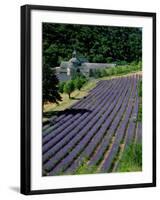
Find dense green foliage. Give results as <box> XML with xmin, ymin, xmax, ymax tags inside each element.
<box><xmin>63</xmin><ymin>80</ymin><xmax>75</xmax><ymax>98</ymax></box>
<box><xmin>90</xmin><ymin>61</ymin><xmax>142</xmax><ymax>78</ymax></box>
<box><xmin>43</xmin><ymin>64</ymin><xmax>62</xmax><ymax>106</ymax></box>
<box><xmin>137</xmin><ymin>104</ymin><xmax>142</xmax><ymax>122</ymax></box>
<box><xmin>59</xmin><ymin>75</ymin><xmax>87</xmax><ymax>97</ymax></box>
<box><xmin>43</xmin><ymin>23</ymin><xmax>142</xmax><ymax>68</ymax></box>
<box><xmin>73</xmin><ymin>77</ymin><xmax>84</xmax><ymax>91</ymax></box>
<box><xmin>58</xmin><ymin>82</ymin><xmax>65</xmax><ymax>93</ymax></box>
<box><xmin>117</xmin><ymin>143</ymin><xmax>142</xmax><ymax>172</ymax></box>
<box><xmin>42</xmin><ymin>23</ymin><xmax>142</xmax><ymax>105</ymax></box>
<box><xmin>74</xmin><ymin>158</ymin><xmax>97</xmax><ymax>175</ymax></box>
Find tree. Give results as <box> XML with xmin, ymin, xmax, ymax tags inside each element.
<box><xmin>58</xmin><ymin>82</ymin><xmax>65</xmax><ymax>93</ymax></box>
<box><xmin>94</xmin><ymin>69</ymin><xmax>102</xmax><ymax>78</ymax></box>
<box><xmin>63</xmin><ymin>80</ymin><xmax>75</xmax><ymax>98</ymax></box>
<box><xmin>74</xmin><ymin>77</ymin><xmax>83</xmax><ymax>91</ymax></box>
<box><xmin>43</xmin><ymin>64</ymin><xmax>62</xmax><ymax>108</ymax></box>
<box><xmin>89</xmin><ymin>69</ymin><xmax>94</xmax><ymax>77</ymax></box>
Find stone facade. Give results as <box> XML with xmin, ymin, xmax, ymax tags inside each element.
<box><xmin>55</xmin><ymin>50</ymin><xmax>116</xmax><ymax>81</ymax></box>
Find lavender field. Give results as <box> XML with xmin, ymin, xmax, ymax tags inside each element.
<box><xmin>42</xmin><ymin>74</ymin><xmax>142</xmax><ymax>176</ymax></box>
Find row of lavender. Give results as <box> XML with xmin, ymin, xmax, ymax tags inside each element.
<box><xmin>42</xmin><ymin>75</ymin><xmax>142</xmax><ymax>176</ymax></box>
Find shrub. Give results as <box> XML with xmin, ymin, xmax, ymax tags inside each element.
<box><xmin>106</xmin><ymin>57</ymin><xmax>113</xmax><ymax>63</ymax></box>
<box><xmin>100</xmin><ymin>69</ymin><xmax>107</xmax><ymax>77</ymax></box>
<box><xmin>89</xmin><ymin>69</ymin><xmax>94</xmax><ymax>77</ymax></box>
<box><xmin>89</xmin><ymin>61</ymin><xmax>142</xmax><ymax>78</ymax></box>
<box><xmin>117</xmin><ymin>143</ymin><xmax>142</xmax><ymax>172</ymax></box>
<box><xmin>137</xmin><ymin>61</ymin><xmax>142</xmax><ymax>70</ymax></box>
<box><xmin>115</xmin><ymin>60</ymin><xmax>128</xmax><ymax>66</ymax></box>
<box><xmin>94</xmin><ymin>69</ymin><xmax>102</xmax><ymax>78</ymax></box>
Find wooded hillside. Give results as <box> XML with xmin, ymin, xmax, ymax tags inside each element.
<box><xmin>43</xmin><ymin>23</ymin><xmax>142</xmax><ymax>67</ymax></box>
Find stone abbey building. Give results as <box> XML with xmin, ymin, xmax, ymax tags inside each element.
<box><xmin>55</xmin><ymin>50</ymin><xmax>116</xmax><ymax>81</ymax></box>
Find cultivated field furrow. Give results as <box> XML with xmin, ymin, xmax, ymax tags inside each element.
<box><xmin>42</xmin><ymin>74</ymin><xmax>142</xmax><ymax>176</ymax></box>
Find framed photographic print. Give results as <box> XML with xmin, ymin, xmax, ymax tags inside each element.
<box><xmin>21</xmin><ymin>4</ymin><xmax>156</xmax><ymax>195</ymax></box>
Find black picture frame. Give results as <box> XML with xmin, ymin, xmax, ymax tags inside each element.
<box><xmin>21</xmin><ymin>4</ymin><xmax>156</xmax><ymax>195</ymax></box>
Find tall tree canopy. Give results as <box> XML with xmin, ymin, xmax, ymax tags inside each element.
<box><xmin>43</xmin><ymin>62</ymin><xmax>62</xmax><ymax>106</ymax></box>
<box><xmin>42</xmin><ymin>23</ymin><xmax>142</xmax><ymax>104</ymax></box>
<box><xmin>43</xmin><ymin>23</ymin><xmax>142</xmax><ymax>68</ymax></box>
